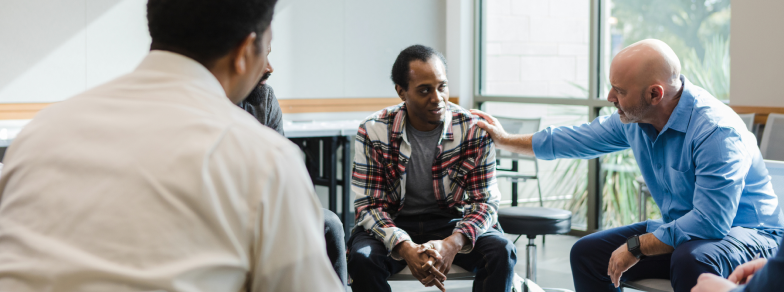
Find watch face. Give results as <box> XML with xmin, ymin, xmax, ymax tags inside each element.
<box><xmin>628</xmin><ymin>237</ymin><xmax>639</xmax><ymax>249</ymax></box>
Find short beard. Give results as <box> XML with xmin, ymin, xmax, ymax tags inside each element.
<box><xmin>618</xmin><ymin>90</ymin><xmax>651</xmax><ymax>124</ymax></box>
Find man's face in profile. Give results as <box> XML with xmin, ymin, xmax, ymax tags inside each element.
<box><xmin>397</xmin><ymin>56</ymin><xmax>449</xmax><ymax>131</ymax></box>
<box><xmin>259</xmin><ymin>46</ymin><xmax>274</xmax><ymax>85</ymax></box>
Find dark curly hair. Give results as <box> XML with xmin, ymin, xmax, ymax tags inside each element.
<box><xmin>390</xmin><ymin>44</ymin><xmax>447</xmax><ymax>90</ymax></box>
<box><xmin>147</xmin><ymin>0</ymin><xmax>278</xmax><ymax>67</ymax></box>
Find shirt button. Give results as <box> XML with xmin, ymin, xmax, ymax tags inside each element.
<box><xmin>656</xmin><ymin>164</ymin><xmax>662</xmax><ymax>169</ymax></box>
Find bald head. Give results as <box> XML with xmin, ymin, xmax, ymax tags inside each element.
<box><xmin>611</xmin><ymin>39</ymin><xmax>682</xmax><ymax>94</ymax></box>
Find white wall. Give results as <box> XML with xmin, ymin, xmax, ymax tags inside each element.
<box><xmin>0</xmin><ymin>0</ymin><xmax>151</xmax><ymax>103</ymax></box>
<box><xmin>1</xmin><ymin>0</ymin><xmax>463</xmax><ymax>105</ymax></box>
<box><xmin>730</xmin><ymin>0</ymin><xmax>784</xmax><ymax>107</ymax></box>
<box><xmin>269</xmin><ymin>0</ymin><xmax>448</xmax><ymax>100</ymax></box>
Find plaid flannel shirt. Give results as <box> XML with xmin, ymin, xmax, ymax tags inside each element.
<box><xmin>352</xmin><ymin>102</ymin><xmax>501</xmax><ymax>259</ymax></box>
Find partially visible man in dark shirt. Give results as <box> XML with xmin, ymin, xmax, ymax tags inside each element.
<box><xmin>237</xmin><ymin>57</ymin><xmax>347</xmax><ymax>291</ymax></box>
<box><xmin>239</xmin><ymin>83</ymin><xmax>283</xmax><ymax>135</ymax></box>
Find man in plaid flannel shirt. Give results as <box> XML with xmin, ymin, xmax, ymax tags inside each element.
<box><xmin>346</xmin><ymin>45</ymin><xmax>516</xmax><ymax>292</ymax></box>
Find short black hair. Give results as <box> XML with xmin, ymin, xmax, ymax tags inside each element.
<box><xmin>147</xmin><ymin>0</ymin><xmax>278</xmax><ymax>67</ymax></box>
<box><xmin>391</xmin><ymin>44</ymin><xmax>447</xmax><ymax>90</ymax></box>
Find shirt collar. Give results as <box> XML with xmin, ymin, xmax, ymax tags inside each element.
<box><xmin>392</xmin><ymin>103</ymin><xmax>454</xmax><ymax>142</ymax></box>
<box><xmin>135</xmin><ymin>50</ymin><xmax>227</xmax><ymax>98</ymax></box>
<box><xmin>656</xmin><ymin>75</ymin><xmax>695</xmax><ymax>134</ymax></box>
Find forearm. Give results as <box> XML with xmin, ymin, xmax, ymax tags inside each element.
<box><xmin>497</xmin><ymin>133</ymin><xmax>535</xmax><ymax>156</ymax></box>
<box><xmin>640</xmin><ymin>233</ymin><xmax>674</xmax><ymax>256</ymax></box>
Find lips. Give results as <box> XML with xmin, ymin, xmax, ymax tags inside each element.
<box><xmin>430</xmin><ymin>108</ymin><xmax>444</xmax><ymax>115</ymax></box>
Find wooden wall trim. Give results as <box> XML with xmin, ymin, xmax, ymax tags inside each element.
<box><xmin>278</xmin><ymin>97</ymin><xmax>460</xmax><ymax>114</ymax></box>
<box><xmin>730</xmin><ymin>105</ymin><xmax>784</xmax><ymax>125</ymax></box>
<box><xmin>0</xmin><ymin>103</ymin><xmax>53</xmax><ymax>120</ymax></box>
<box><xmin>0</xmin><ymin>98</ymin><xmax>461</xmax><ymax>119</ymax></box>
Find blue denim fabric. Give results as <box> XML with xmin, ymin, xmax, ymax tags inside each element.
<box><xmin>570</xmin><ymin>221</ymin><xmax>781</xmax><ymax>292</ymax></box>
<box><xmin>347</xmin><ymin>214</ymin><xmax>516</xmax><ymax>292</ymax></box>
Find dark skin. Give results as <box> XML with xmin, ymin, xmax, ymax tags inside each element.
<box><xmin>393</xmin><ymin>56</ymin><xmax>471</xmax><ymax>291</ymax></box>
<box><xmin>205</xmin><ymin>26</ymin><xmax>273</xmax><ymax>103</ymax></box>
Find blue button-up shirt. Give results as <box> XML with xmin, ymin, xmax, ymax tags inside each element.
<box><xmin>532</xmin><ymin>75</ymin><xmax>784</xmax><ymax>247</ymax></box>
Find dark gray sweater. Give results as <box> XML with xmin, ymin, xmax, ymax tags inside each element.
<box><xmin>238</xmin><ymin>84</ymin><xmax>284</xmax><ymax>136</ymax></box>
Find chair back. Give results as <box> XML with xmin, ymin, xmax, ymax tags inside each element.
<box><xmin>765</xmin><ymin>160</ymin><xmax>784</xmax><ymax>209</ymax></box>
<box><xmin>738</xmin><ymin>113</ymin><xmax>755</xmax><ymax>132</ymax></box>
<box><xmin>494</xmin><ymin>116</ymin><xmax>541</xmax><ymax>161</ymax></box>
<box><xmin>761</xmin><ymin>113</ymin><xmax>784</xmax><ymax>160</ymax></box>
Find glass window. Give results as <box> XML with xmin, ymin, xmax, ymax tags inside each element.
<box><xmin>602</xmin><ymin>0</ymin><xmax>731</xmax><ymax>101</ymax></box>
<box><xmin>483</xmin><ymin>102</ymin><xmax>589</xmax><ymax>230</ymax></box>
<box><xmin>482</xmin><ymin>0</ymin><xmax>591</xmax><ymax>98</ymax></box>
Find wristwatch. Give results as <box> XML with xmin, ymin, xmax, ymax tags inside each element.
<box><xmin>626</xmin><ymin>235</ymin><xmax>646</xmax><ymax>259</ymax></box>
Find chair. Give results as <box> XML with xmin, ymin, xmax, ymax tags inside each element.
<box><xmin>761</xmin><ymin>113</ymin><xmax>784</xmax><ymax>160</ymax></box>
<box><xmin>622</xmin><ymin>279</ymin><xmax>673</xmax><ymax>292</ymax></box>
<box><xmin>635</xmin><ymin>176</ymin><xmax>651</xmax><ymax>222</ymax></box>
<box><xmin>622</xmin><ymin>177</ymin><xmax>674</xmax><ymax>292</ymax></box>
<box><xmin>738</xmin><ymin>113</ymin><xmax>755</xmax><ymax>132</ymax></box>
<box><xmin>765</xmin><ymin>160</ymin><xmax>784</xmax><ymax>208</ymax></box>
<box><xmin>388</xmin><ymin>265</ymin><xmax>475</xmax><ymax>281</ymax></box>
<box><xmin>493</xmin><ymin>117</ymin><xmax>543</xmax><ymax>208</ymax></box>
<box><xmin>490</xmin><ymin>116</ymin><xmax>573</xmax><ymax>286</ymax></box>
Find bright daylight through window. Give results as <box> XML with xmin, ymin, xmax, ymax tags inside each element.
<box><xmin>480</xmin><ymin>0</ymin><xmax>730</xmax><ymax>231</ymax></box>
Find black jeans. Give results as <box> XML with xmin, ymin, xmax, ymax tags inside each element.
<box><xmin>323</xmin><ymin>209</ymin><xmax>347</xmax><ymax>291</ymax></box>
<box><xmin>347</xmin><ymin>214</ymin><xmax>516</xmax><ymax>292</ymax></box>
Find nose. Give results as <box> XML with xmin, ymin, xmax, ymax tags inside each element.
<box><xmin>266</xmin><ymin>61</ymin><xmax>274</xmax><ymax>74</ymax></box>
<box><xmin>607</xmin><ymin>90</ymin><xmax>617</xmax><ymax>103</ymax></box>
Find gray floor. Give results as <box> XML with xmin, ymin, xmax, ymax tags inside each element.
<box><xmin>348</xmin><ymin>234</ymin><xmax>582</xmax><ymax>292</ymax></box>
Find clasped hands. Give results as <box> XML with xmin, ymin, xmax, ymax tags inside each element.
<box><xmin>396</xmin><ymin>233</ymin><xmax>467</xmax><ymax>292</ymax></box>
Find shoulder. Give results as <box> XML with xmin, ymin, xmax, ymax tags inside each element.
<box><xmin>446</xmin><ymin>102</ymin><xmax>489</xmax><ymax>139</ymax></box>
<box><xmin>358</xmin><ymin>102</ymin><xmax>404</xmax><ymax>135</ymax></box>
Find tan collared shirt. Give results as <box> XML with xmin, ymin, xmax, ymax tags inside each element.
<box><xmin>0</xmin><ymin>51</ymin><xmax>342</xmax><ymax>292</ymax></box>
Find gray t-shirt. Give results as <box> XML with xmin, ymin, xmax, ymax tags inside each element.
<box><xmin>399</xmin><ymin>121</ymin><xmax>452</xmax><ymax>217</ymax></box>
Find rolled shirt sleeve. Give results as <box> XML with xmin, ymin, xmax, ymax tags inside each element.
<box><xmin>652</xmin><ymin>127</ymin><xmax>749</xmax><ymax>247</ymax></box>
<box><xmin>532</xmin><ymin>113</ymin><xmax>630</xmax><ymax>161</ymax></box>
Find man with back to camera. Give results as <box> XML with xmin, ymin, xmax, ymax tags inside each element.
<box><xmin>346</xmin><ymin>44</ymin><xmax>517</xmax><ymax>292</ymax></box>
<box><xmin>472</xmin><ymin>39</ymin><xmax>783</xmax><ymax>292</ymax></box>
<box><xmin>238</xmin><ymin>48</ymin><xmax>347</xmax><ymax>291</ymax></box>
<box><xmin>0</xmin><ymin>0</ymin><xmax>342</xmax><ymax>291</ymax></box>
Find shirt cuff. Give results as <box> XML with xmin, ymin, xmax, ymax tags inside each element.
<box><xmin>386</xmin><ymin>228</ymin><xmax>413</xmax><ymax>261</ymax></box>
<box><xmin>651</xmin><ymin>222</ymin><xmax>686</xmax><ymax>248</ymax></box>
<box><xmin>532</xmin><ymin>129</ymin><xmax>555</xmax><ymax>160</ymax></box>
<box><xmin>453</xmin><ymin>226</ymin><xmax>478</xmax><ymax>254</ymax></box>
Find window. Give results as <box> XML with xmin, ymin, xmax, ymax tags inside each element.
<box><xmin>482</xmin><ymin>0</ymin><xmax>591</xmax><ymax>98</ymax></box>
<box><xmin>477</xmin><ymin>0</ymin><xmax>731</xmax><ymax>232</ymax></box>
<box><xmin>603</xmin><ymin>0</ymin><xmax>731</xmax><ymax>101</ymax></box>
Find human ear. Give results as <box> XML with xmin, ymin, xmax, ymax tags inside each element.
<box><xmin>231</xmin><ymin>32</ymin><xmax>258</xmax><ymax>75</ymax></box>
<box><xmin>396</xmin><ymin>84</ymin><xmax>406</xmax><ymax>102</ymax></box>
<box><xmin>649</xmin><ymin>85</ymin><xmax>664</xmax><ymax>105</ymax></box>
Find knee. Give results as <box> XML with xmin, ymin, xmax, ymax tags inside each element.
<box><xmin>570</xmin><ymin>235</ymin><xmax>599</xmax><ymax>266</ymax></box>
<box><xmin>670</xmin><ymin>243</ymin><xmax>719</xmax><ymax>273</ymax></box>
<box><xmin>347</xmin><ymin>240</ymin><xmax>385</xmax><ymax>274</ymax></box>
<box><xmin>483</xmin><ymin>237</ymin><xmax>517</xmax><ymax>270</ymax></box>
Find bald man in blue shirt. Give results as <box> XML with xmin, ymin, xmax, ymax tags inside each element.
<box><xmin>472</xmin><ymin>39</ymin><xmax>783</xmax><ymax>292</ymax></box>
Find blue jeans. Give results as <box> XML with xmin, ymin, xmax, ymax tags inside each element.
<box><xmin>347</xmin><ymin>214</ymin><xmax>516</xmax><ymax>292</ymax></box>
<box><xmin>570</xmin><ymin>221</ymin><xmax>781</xmax><ymax>292</ymax></box>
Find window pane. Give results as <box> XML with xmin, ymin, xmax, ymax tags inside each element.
<box><xmin>483</xmin><ymin>102</ymin><xmax>589</xmax><ymax>230</ymax></box>
<box><xmin>482</xmin><ymin>0</ymin><xmax>591</xmax><ymax>98</ymax></box>
<box><xmin>603</xmin><ymin>0</ymin><xmax>731</xmax><ymax>101</ymax></box>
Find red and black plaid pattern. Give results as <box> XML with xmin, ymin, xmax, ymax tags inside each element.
<box><xmin>351</xmin><ymin>102</ymin><xmax>501</xmax><ymax>257</ymax></box>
